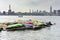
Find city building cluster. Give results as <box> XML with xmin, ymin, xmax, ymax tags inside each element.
<box><xmin>0</xmin><ymin>5</ymin><xmax>60</xmax><ymax>16</ymax></box>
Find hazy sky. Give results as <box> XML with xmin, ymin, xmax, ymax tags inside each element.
<box><xmin>0</xmin><ymin>0</ymin><xmax>60</xmax><ymax>12</ymax></box>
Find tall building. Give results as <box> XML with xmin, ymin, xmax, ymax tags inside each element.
<box><xmin>50</xmin><ymin>6</ymin><xmax>52</xmax><ymax>13</ymax></box>
<box><xmin>36</xmin><ymin>10</ymin><xmax>38</xmax><ymax>13</ymax></box>
<box><xmin>8</xmin><ymin>5</ymin><xmax>12</xmax><ymax>14</ymax></box>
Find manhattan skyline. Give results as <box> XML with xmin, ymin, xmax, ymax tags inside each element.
<box><xmin>0</xmin><ymin>0</ymin><xmax>60</xmax><ymax>12</ymax></box>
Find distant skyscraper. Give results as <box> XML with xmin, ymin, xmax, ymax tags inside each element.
<box><xmin>37</xmin><ymin>10</ymin><xmax>38</xmax><ymax>13</ymax></box>
<box><xmin>9</xmin><ymin>5</ymin><xmax>11</xmax><ymax>10</ymax></box>
<box><xmin>50</xmin><ymin>6</ymin><xmax>52</xmax><ymax>13</ymax></box>
<box><xmin>8</xmin><ymin>5</ymin><xmax>12</xmax><ymax>14</ymax></box>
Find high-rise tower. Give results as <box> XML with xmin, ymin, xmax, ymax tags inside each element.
<box><xmin>8</xmin><ymin>5</ymin><xmax>12</xmax><ymax>14</ymax></box>
<box><xmin>9</xmin><ymin>5</ymin><xmax>11</xmax><ymax>10</ymax></box>
<box><xmin>50</xmin><ymin>6</ymin><xmax>52</xmax><ymax>13</ymax></box>
<box><xmin>8</xmin><ymin>5</ymin><xmax>11</xmax><ymax>11</ymax></box>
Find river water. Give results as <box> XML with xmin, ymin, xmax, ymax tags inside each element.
<box><xmin>0</xmin><ymin>16</ymin><xmax>60</xmax><ymax>40</ymax></box>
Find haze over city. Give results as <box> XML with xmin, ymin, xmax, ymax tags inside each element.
<box><xmin>0</xmin><ymin>0</ymin><xmax>60</xmax><ymax>12</ymax></box>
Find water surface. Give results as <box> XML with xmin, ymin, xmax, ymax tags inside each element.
<box><xmin>0</xmin><ymin>16</ymin><xmax>60</xmax><ymax>40</ymax></box>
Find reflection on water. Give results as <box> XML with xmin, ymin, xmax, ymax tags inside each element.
<box><xmin>0</xmin><ymin>16</ymin><xmax>60</xmax><ymax>40</ymax></box>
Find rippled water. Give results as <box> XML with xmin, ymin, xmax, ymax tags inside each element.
<box><xmin>0</xmin><ymin>16</ymin><xmax>60</xmax><ymax>40</ymax></box>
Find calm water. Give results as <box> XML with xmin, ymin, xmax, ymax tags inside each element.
<box><xmin>0</xmin><ymin>16</ymin><xmax>60</xmax><ymax>40</ymax></box>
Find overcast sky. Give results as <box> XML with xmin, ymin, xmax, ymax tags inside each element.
<box><xmin>0</xmin><ymin>0</ymin><xmax>60</xmax><ymax>12</ymax></box>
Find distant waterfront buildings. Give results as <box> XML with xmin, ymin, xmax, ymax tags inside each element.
<box><xmin>53</xmin><ymin>10</ymin><xmax>57</xmax><ymax>15</ymax></box>
<box><xmin>57</xmin><ymin>10</ymin><xmax>60</xmax><ymax>16</ymax></box>
<box><xmin>0</xmin><ymin>5</ymin><xmax>60</xmax><ymax>16</ymax></box>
